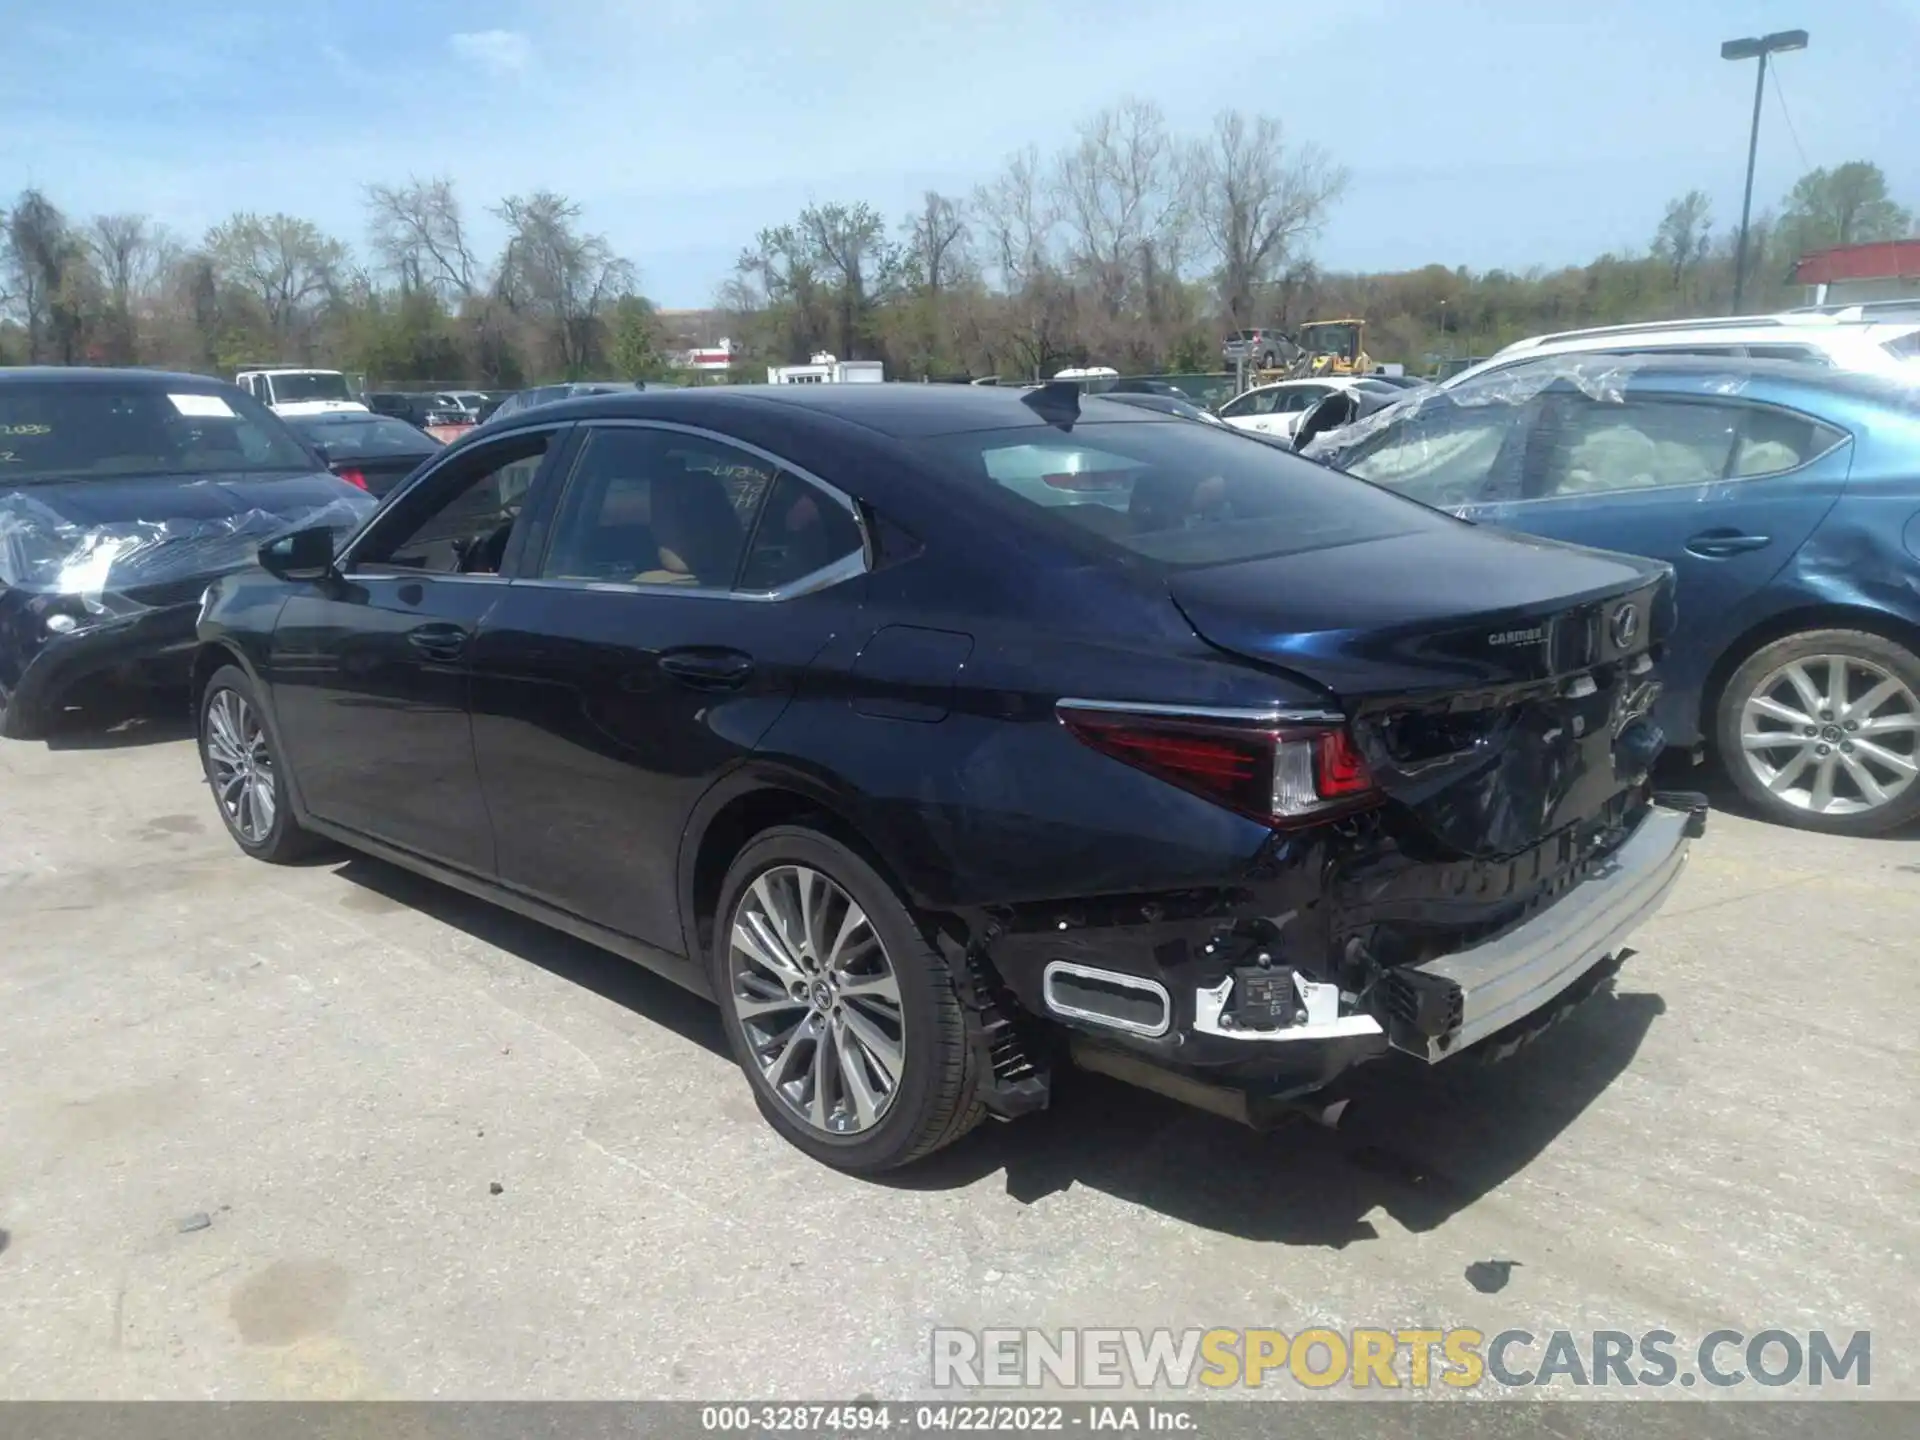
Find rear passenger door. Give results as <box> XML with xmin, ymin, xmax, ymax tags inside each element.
<box><xmin>1463</xmin><ymin>393</ymin><xmax>1853</xmax><ymax>735</ymax></box>
<box><xmin>467</xmin><ymin>422</ymin><xmax>871</xmax><ymax>956</ymax></box>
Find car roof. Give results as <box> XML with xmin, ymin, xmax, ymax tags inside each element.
<box><xmin>0</xmin><ymin>366</ymin><xmax>236</xmax><ymax>388</ymax></box>
<box><xmin>1447</xmin><ymin>351</ymin><xmax>1920</xmax><ymax>410</ymax></box>
<box><xmin>493</xmin><ymin>381</ymin><xmax>1170</xmax><ymax>439</ymax></box>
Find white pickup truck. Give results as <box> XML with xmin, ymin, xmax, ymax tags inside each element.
<box><xmin>234</xmin><ymin>368</ymin><xmax>369</xmax><ymax>418</ymax></box>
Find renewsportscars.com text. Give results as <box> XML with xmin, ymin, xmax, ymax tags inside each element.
<box><xmin>931</xmin><ymin>1327</ymin><xmax>1871</xmax><ymax>1391</ymax></box>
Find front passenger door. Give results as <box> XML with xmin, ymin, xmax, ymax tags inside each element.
<box><xmin>269</xmin><ymin>427</ymin><xmax>565</xmax><ymax>873</ymax></box>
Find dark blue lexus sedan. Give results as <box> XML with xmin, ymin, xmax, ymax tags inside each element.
<box><xmin>191</xmin><ymin>382</ymin><xmax>1706</xmax><ymax>1171</ymax></box>
<box><xmin>1306</xmin><ymin>356</ymin><xmax>1920</xmax><ymax>835</ymax></box>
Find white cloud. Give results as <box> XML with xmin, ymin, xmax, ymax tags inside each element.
<box><xmin>449</xmin><ymin>29</ymin><xmax>532</xmax><ymax>78</ymax></box>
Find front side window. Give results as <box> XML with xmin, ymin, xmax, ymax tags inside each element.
<box><xmin>0</xmin><ymin>383</ymin><xmax>315</xmax><ymax>481</ymax></box>
<box><xmin>539</xmin><ymin>428</ymin><xmax>785</xmax><ymax>588</ymax></box>
<box><xmin>353</xmin><ymin>433</ymin><xmax>549</xmax><ymax>575</ymax></box>
<box><xmin>1220</xmin><ymin>389</ymin><xmax>1278</xmax><ymax>418</ymax></box>
<box><xmin>1341</xmin><ymin>404</ymin><xmax>1524</xmax><ymax>507</ymax></box>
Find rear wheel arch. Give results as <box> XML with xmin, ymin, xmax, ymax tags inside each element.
<box><xmin>1700</xmin><ymin>604</ymin><xmax>1920</xmax><ymax>740</ymax></box>
<box><xmin>680</xmin><ymin>776</ymin><xmax>931</xmax><ymax>965</ymax></box>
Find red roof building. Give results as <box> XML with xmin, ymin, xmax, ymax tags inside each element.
<box><xmin>1792</xmin><ymin>240</ymin><xmax>1920</xmax><ymax>303</ymax></box>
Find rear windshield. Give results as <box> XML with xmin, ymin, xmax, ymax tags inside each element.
<box><xmin>0</xmin><ymin>382</ymin><xmax>315</xmax><ymax>482</ymax></box>
<box><xmin>916</xmin><ymin>421</ymin><xmax>1456</xmax><ymax>568</ymax></box>
<box><xmin>1883</xmin><ymin>329</ymin><xmax>1920</xmax><ymax>362</ymax></box>
<box><xmin>289</xmin><ymin>415</ymin><xmax>439</xmax><ymax>458</ymax></box>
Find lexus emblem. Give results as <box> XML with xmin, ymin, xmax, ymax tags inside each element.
<box><xmin>1610</xmin><ymin>603</ymin><xmax>1640</xmax><ymax>649</ymax></box>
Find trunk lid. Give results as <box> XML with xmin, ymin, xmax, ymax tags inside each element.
<box><xmin>1168</xmin><ymin>525</ymin><xmax>1673</xmax><ymax>856</ymax></box>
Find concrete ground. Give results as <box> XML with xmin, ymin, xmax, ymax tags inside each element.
<box><xmin>1</xmin><ymin>711</ymin><xmax>1915</xmax><ymax>1401</ymax></box>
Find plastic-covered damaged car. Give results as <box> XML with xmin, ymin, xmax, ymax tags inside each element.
<box><xmin>192</xmin><ymin>382</ymin><xmax>1703</xmax><ymax>1172</ymax></box>
<box><xmin>1303</xmin><ymin>355</ymin><xmax>1920</xmax><ymax>834</ymax></box>
<box><xmin>0</xmin><ymin>368</ymin><xmax>375</xmax><ymax>739</ymax></box>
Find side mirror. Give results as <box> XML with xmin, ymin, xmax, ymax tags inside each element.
<box><xmin>260</xmin><ymin>525</ymin><xmax>337</xmax><ymax>583</ymax></box>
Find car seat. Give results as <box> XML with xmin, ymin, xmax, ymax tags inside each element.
<box><xmin>640</xmin><ymin>468</ymin><xmax>743</xmax><ymax>586</ymax></box>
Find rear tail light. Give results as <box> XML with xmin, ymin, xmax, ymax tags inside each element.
<box><xmin>1042</xmin><ymin>472</ymin><xmax>1123</xmax><ymax>492</ymax></box>
<box><xmin>1058</xmin><ymin>704</ymin><xmax>1381</xmax><ymax>826</ymax></box>
<box><xmin>338</xmin><ymin>468</ymin><xmax>369</xmax><ymax>490</ymax></box>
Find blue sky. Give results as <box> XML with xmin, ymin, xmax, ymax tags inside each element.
<box><xmin>6</xmin><ymin>0</ymin><xmax>1916</xmax><ymax>307</ymax></box>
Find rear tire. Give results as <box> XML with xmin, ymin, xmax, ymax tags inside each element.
<box><xmin>711</xmin><ymin>825</ymin><xmax>984</xmax><ymax>1172</ymax></box>
<box><xmin>198</xmin><ymin>665</ymin><xmax>325</xmax><ymax>863</ymax></box>
<box><xmin>1715</xmin><ymin>629</ymin><xmax>1920</xmax><ymax>835</ymax></box>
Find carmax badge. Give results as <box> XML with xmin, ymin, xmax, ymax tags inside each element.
<box><xmin>1487</xmin><ymin>626</ymin><xmax>1545</xmax><ymax>647</ymax></box>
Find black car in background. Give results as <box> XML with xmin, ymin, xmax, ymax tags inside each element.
<box><xmin>484</xmin><ymin>379</ymin><xmax>681</xmax><ymax>426</ymax></box>
<box><xmin>192</xmin><ymin>383</ymin><xmax>1700</xmax><ymax>1171</ymax></box>
<box><xmin>281</xmin><ymin>412</ymin><xmax>443</xmax><ymax>497</ymax></box>
<box><xmin>0</xmin><ymin>368</ymin><xmax>374</xmax><ymax>739</ymax></box>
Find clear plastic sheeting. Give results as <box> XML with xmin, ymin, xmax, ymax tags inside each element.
<box><xmin>0</xmin><ymin>491</ymin><xmax>373</xmax><ymax>604</ymax></box>
<box><xmin>1299</xmin><ymin>355</ymin><xmax>1755</xmax><ymax>463</ymax></box>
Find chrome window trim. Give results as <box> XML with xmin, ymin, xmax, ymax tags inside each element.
<box><xmin>1056</xmin><ymin>698</ymin><xmax>1344</xmax><ymax>725</ymax></box>
<box><xmin>508</xmin><ymin>547</ymin><xmax>869</xmax><ymax>604</ymax></box>
<box><xmin>1042</xmin><ymin>961</ymin><xmax>1173</xmax><ymax>1040</ymax></box>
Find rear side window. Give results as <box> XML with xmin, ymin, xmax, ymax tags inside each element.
<box><xmin>738</xmin><ymin>471</ymin><xmax>865</xmax><ymax>592</ymax></box>
<box><xmin>1747</xmin><ymin>344</ymin><xmax>1830</xmax><ymax>365</ymax></box>
<box><xmin>1530</xmin><ymin>398</ymin><xmax>1844</xmax><ymax>497</ymax></box>
<box><xmin>918</xmin><ymin>421</ymin><xmax>1455</xmax><ymax>568</ymax></box>
<box><xmin>1883</xmin><ymin>330</ymin><xmax>1920</xmax><ymax>361</ymax></box>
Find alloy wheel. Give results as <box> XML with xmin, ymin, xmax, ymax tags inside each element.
<box><xmin>727</xmin><ymin>864</ymin><xmax>905</xmax><ymax>1136</ymax></box>
<box><xmin>204</xmin><ymin>688</ymin><xmax>278</xmax><ymax>844</ymax></box>
<box><xmin>1738</xmin><ymin>654</ymin><xmax>1920</xmax><ymax>817</ymax></box>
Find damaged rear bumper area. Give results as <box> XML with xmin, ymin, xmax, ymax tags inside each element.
<box><xmin>976</xmin><ymin>799</ymin><xmax>1702</xmax><ymax>1116</ymax></box>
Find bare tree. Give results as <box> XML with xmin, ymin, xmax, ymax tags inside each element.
<box><xmin>1193</xmin><ymin>111</ymin><xmax>1348</xmax><ymax>328</ymax></box>
<box><xmin>88</xmin><ymin>213</ymin><xmax>173</xmax><ymax>363</ymax></box>
<box><xmin>205</xmin><ymin>212</ymin><xmax>347</xmax><ymax>347</ymax></box>
<box><xmin>1053</xmin><ymin>98</ymin><xmax>1192</xmax><ymax>322</ymax></box>
<box><xmin>973</xmin><ymin>146</ymin><xmax>1057</xmax><ymax>293</ymax></box>
<box><xmin>493</xmin><ymin>191</ymin><xmax>635</xmax><ymax>373</ymax></box>
<box><xmin>365</xmin><ymin>177</ymin><xmax>480</xmax><ymax>299</ymax></box>
<box><xmin>903</xmin><ymin>191</ymin><xmax>970</xmax><ymax>297</ymax></box>
<box><xmin>973</xmin><ymin>150</ymin><xmax>1075</xmax><ymax>379</ymax></box>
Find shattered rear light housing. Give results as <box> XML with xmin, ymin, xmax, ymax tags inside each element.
<box><xmin>1057</xmin><ymin>703</ymin><xmax>1381</xmax><ymax>827</ymax></box>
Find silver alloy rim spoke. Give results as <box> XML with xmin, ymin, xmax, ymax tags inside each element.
<box><xmin>1740</xmin><ymin>654</ymin><xmax>1920</xmax><ymax>816</ymax></box>
<box><xmin>728</xmin><ymin>863</ymin><xmax>905</xmax><ymax>1136</ymax></box>
<box><xmin>206</xmin><ymin>690</ymin><xmax>276</xmax><ymax>844</ymax></box>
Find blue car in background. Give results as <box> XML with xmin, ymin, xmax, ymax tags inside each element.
<box><xmin>1307</xmin><ymin>355</ymin><xmax>1920</xmax><ymax>835</ymax></box>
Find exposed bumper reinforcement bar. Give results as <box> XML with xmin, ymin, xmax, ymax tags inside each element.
<box><xmin>1181</xmin><ymin>803</ymin><xmax>1695</xmax><ymax>1062</ymax></box>
<box><xmin>1397</xmin><ymin>803</ymin><xmax>1694</xmax><ymax>1062</ymax></box>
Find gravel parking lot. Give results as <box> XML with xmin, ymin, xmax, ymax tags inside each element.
<box><xmin>2</xmin><ymin>714</ymin><xmax>1916</xmax><ymax>1401</ymax></box>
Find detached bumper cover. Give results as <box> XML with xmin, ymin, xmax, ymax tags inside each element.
<box><xmin>1393</xmin><ymin>803</ymin><xmax>1693</xmax><ymax>1061</ymax></box>
<box><xmin>0</xmin><ymin>600</ymin><xmax>201</xmax><ymax>738</ymax></box>
<box><xmin>1185</xmin><ymin>802</ymin><xmax>1694</xmax><ymax>1063</ymax></box>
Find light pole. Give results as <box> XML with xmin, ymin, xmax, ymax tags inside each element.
<box><xmin>1722</xmin><ymin>28</ymin><xmax>1808</xmax><ymax>315</ymax></box>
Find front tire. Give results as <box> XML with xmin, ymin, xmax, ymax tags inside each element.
<box><xmin>711</xmin><ymin>826</ymin><xmax>984</xmax><ymax>1172</ymax></box>
<box><xmin>1715</xmin><ymin>629</ymin><xmax>1920</xmax><ymax>835</ymax></box>
<box><xmin>198</xmin><ymin>665</ymin><xmax>324</xmax><ymax>862</ymax></box>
